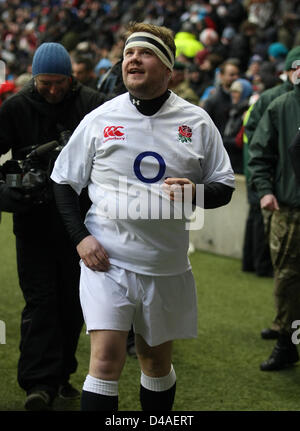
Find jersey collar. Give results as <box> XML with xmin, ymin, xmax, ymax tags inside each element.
<box><xmin>129</xmin><ymin>90</ymin><xmax>170</xmax><ymax>116</ymax></box>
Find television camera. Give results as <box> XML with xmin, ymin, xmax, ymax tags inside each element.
<box><xmin>1</xmin><ymin>130</ymin><xmax>71</xmax><ymax>204</ymax></box>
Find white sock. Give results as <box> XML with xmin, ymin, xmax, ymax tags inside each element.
<box><xmin>141</xmin><ymin>364</ymin><xmax>176</xmax><ymax>392</ymax></box>
<box><xmin>83</xmin><ymin>374</ymin><xmax>118</xmax><ymax>396</ymax></box>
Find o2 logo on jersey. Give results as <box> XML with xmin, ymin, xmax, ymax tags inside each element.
<box><xmin>134</xmin><ymin>151</ymin><xmax>166</xmax><ymax>183</ymax></box>
<box><xmin>103</xmin><ymin>126</ymin><xmax>125</xmax><ymax>143</ymax></box>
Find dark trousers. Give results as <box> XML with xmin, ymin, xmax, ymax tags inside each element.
<box><xmin>242</xmin><ymin>200</ymin><xmax>273</xmax><ymax>277</ymax></box>
<box><xmin>16</xmin><ymin>235</ymin><xmax>83</xmax><ymax>394</ymax></box>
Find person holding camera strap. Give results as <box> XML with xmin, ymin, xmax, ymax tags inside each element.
<box><xmin>0</xmin><ymin>42</ymin><xmax>105</xmax><ymax>411</ymax></box>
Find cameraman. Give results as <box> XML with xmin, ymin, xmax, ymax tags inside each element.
<box><xmin>0</xmin><ymin>43</ymin><xmax>105</xmax><ymax>411</ymax></box>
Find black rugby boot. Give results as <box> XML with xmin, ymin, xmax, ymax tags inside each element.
<box><xmin>260</xmin><ymin>332</ymin><xmax>299</xmax><ymax>371</ymax></box>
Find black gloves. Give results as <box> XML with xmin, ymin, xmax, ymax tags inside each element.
<box><xmin>0</xmin><ymin>182</ymin><xmax>32</xmax><ymax>213</ymax></box>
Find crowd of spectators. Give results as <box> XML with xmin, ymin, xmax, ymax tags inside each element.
<box><xmin>0</xmin><ymin>1</ymin><xmax>300</xmax><ymax>88</ymax></box>
<box><xmin>1</xmin><ymin>0</ymin><xmax>300</xmax><ymax>186</ymax></box>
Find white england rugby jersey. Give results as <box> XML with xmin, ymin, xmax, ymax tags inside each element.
<box><xmin>51</xmin><ymin>91</ymin><xmax>234</xmax><ymax>276</ymax></box>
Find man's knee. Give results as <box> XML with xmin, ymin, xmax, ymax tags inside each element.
<box><xmin>136</xmin><ymin>336</ymin><xmax>173</xmax><ymax>377</ymax></box>
<box><xmin>89</xmin><ymin>330</ymin><xmax>128</xmax><ymax>380</ymax></box>
<box><xmin>138</xmin><ymin>356</ymin><xmax>169</xmax><ymax>377</ymax></box>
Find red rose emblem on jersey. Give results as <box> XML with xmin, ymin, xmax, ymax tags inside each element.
<box><xmin>178</xmin><ymin>125</ymin><xmax>192</xmax><ymax>143</ymax></box>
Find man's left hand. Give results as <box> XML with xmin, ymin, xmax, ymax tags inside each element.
<box><xmin>162</xmin><ymin>178</ymin><xmax>196</xmax><ymax>202</ymax></box>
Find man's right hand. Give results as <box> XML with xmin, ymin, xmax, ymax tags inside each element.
<box><xmin>76</xmin><ymin>235</ymin><xmax>110</xmax><ymax>272</ymax></box>
<box><xmin>260</xmin><ymin>194</ymin><xmax>280</xmax><ymax>212</ymax></box>
<box><xmin>0</xmin><ymin>183</ymin><xmax>32</xmax><ymax>213</ymax></box>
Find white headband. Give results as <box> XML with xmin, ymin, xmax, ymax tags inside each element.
<box><xmin>124</xmin><ymin>32</ymin><xmax>175</xmax><ymax>71</ymax></box>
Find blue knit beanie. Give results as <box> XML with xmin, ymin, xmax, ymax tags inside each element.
<box><xmin>268</xmin><ymin>42</ymin><xmax>288</xmax><ymax>60</ymax></box>
<box><xmin>230</xmin><ymin>78</ymin><xmax>253</xmax><ymax>101</ymax></box>
<box><xmin>95</xmin><ymin>58</ymin><xmax>112</xmax><ymax>74</ymax></box>
<box><xmin>32</xmin><ymin>43</ymin><xmax>72</xmax><ymax>77</ymax></box>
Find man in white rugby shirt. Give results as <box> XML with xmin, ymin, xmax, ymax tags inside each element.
<box><xmin>51</xmin><ymin>22</ymin><xmax>235</xmax><ymax>411</ymax></box>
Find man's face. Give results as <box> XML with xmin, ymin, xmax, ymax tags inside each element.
<box><xmin>122</xmin><ymin>46</ymin><xmax>171</xmax><ymax>99</ymax></box>
<box><xmin>230</xmin><ymin>90</ymin><xmax>241</xmax><ymax>105</ymax></box>
<box><xmin>72</xmin><ymin>63</ymin><xmax>90</xmax><ymax>84</ymax></box>
<box><xmin>221</xmin><ymin>65</ymin><xmax>240</xmax><ymax>90</ymax></box>
<box><xmin>169</xmin><ymin>69</ymin><xmax>184</xmax><ymax>87</ymax></box>
<box><xmin>35</xmin><ymin>74</ymin><xmax>71</xmax><ymax>104</ymax></box>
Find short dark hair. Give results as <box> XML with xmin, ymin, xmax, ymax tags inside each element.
<box><xmin>72</xmin><ymin>56</ymin><xmax>94</xmax><ymax>71</ymax></box>
<box><xmin>219</xmin><ymin>59</ymin><xmax>240</xmax><ymax>74</ymax></box>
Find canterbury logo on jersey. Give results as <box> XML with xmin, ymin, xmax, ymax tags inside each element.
<box><xmin>103</xmin><ymin>126</ymin><xmax>125</xmax><ymax>142</ymax></box>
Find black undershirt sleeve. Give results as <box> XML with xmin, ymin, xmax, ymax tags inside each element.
<box><xmin>201</xmin><ymin>182</ymin><xmax>234</xmax><ymax>209</ymax></box>
<box><xmin>52</xmin><ymin>181</ymin><xmax>90</xmax><ymax>246</ymax></box>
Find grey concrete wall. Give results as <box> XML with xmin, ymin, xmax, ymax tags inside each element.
<box><xmin>190</xmin><ymin>175</ymin><xmax>249</xmax><ymax>259</ymax></box>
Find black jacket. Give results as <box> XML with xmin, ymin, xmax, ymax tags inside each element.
<box><xmin>223</xmin><ymin>99</ymin><xmax>249</xmax><ymax>174</ymax></box>
<box><xmin>203</xmin><ymin>85</ymin><xmax>232</xmax><ymax>137</ymax></box>
<box><xmin>0</xmin><ymin>78</ymin><xmax>105</xmax><ymax>237</ymax></box>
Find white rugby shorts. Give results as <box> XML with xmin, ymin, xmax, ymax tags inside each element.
<box><xmin>79</xmin><ymin>263</ymin><xmax>198</xmax><ymax>347</ymax></box>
